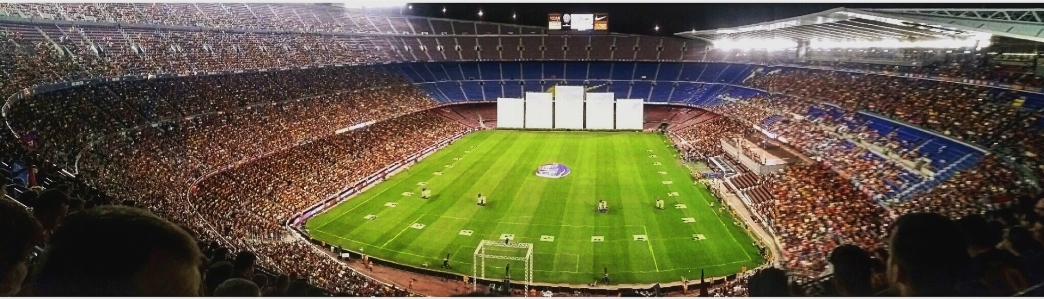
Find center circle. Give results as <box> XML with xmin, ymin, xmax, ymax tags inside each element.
<box><xmin>535</xmin><ymin>163</ymin><xmax>571</xmax><ymax>179</ymax></box>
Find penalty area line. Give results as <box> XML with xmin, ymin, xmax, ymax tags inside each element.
<box><xmin>644</xmin><ymin>225</ymin><xmax>660</xmax><ymax>271</ymax></box>
<box><xmin>381</xmin><ymin>214</ymin><xmax>426</xmax><ymax>248</ymax></box>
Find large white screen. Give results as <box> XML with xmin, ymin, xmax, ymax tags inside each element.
<box><xmin>585</xmin><ymin>92</ymin><xmax>615</xmax><ymax>130</ymax></box>
<box><xmin>496</xmin><ymin>98</ymin><xmax>525</xmax><ymax>128</ymax></box>
<box><xmin>615</xmin><ymin>99</ymin><xmax>644</xmax><ymax>130</ymax></box>
<box><xmin>524</xmin><ymin>92</ymin><xmax>554</xmax><ymax>129</ymax></box>
<box><xmin>554</xmin><ymin>86</ymin><xmax>585</xmax><ymax>129</ymax></box>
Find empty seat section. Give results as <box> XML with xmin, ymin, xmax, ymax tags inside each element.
<box><xmin>656</xmin><ymin>63</ymin><xmax>683</xmax><ymax>81</ymax></box>
<box><xmin>500</xmin><ymin>62</ymin><xmax>522</xmax><ymax>81</ymax></box>
<box><xmin>459</xmin><ymin>62</ymin><xmax>480</xmax><ymax>80</ymax></box>
<box><xmin>476</xmin><ymin>23</ymin><xmax>498</xmax><ymax>34</ymax></box>
<box><xmin>719</xmin><ymin>64</ymin><xmax>752</xmax><ymax>84</ymax></box>
<box><xmin>587</xmin><ymin>62</ymin><xmax>612</xmax><ymax>80</ymax></box>
<box><xmin>459</xmin><ymin>38</ymin><xmax>479</xmax><ymax>60</ymax></box>
<box><xmin>481</xmin><ymin>82</ymin><xmax>500</xmax><ymax>100</ymax></box>
<box><xmin>630</xmin><ymin>82</ymin><xmax>653</xmax><ymax>99</ymax></box>
<box><xmin>543</xmin><ymin>62</ymin><xmax>565</xmax><ymax>80</ymax></box>
<box><xmin>520</xmin><ymin>36</ymin><xmax>543</xmax><ymax>60</ymax></box>
<box><xmin>589</xmin><ymin>36</ymin><xmax>615</xmax><ymax>60</ymax></box>
<box><xmin>478</xmin><ymin>62</ymin><xmax>501</xmax><ymax>80</ymax></box>
<box><xmin>649</xmin><ymin>83</ymin><xmax>673</xmax><ymax>101</ymax></box>
<box><xmin>461</xmin><ymin>82</ymin><xmax>483</xmax><ymax>100</ymax></box>
<box><xmin>635</xmin><ymin>37</ymin><xmax>660</xmax><ymax>60</ymax></box>
<box><xmin>660</xmin><ymin>39</ymin><xmax>686</xmax><ymax>61</ymax></box>
<box><xmin>407</xmin><ymin>18</ymin><xmax>433</xmax><ymax>34</ymax></box>
<box><xmin>503</xmin><ymin>82</ymin><xmax>523</xmax><ymax>98</ymax></box>
<box><xmin>607</xmin><ymin>82</ymin><xmax>630</xmax><ymax>98</ymax></box>
<box><xmin>565</xmin><ymin>62</ymin><xmax>587</xmax><ymax>80</ymax></box>
<box><xmin>451</xmin><ymin>20</ymin><xmax>472</xmax><ymax>34</ymax></box>
<box><xmin>678</xmin><ymin>63</ymin><xmax>707</xmax><ymax>81</ymax></box>
<box><xmin>633</xmin><ymin>62</ymin><xmax>658</xmax><ymax>80</ymax></box>
<box><xmin>697</xmin><ymin>63</ymin><xmax>727</xmax><ymax>82</ymax></box>
<box><xmin>437</xmin><ymin>82</ymin><xmax>466</xmax><ymax>102</ymax></box>
<box><xmin>500</xmin><ymin>37</ymin><xmax>522</xmax><ymax>60</ymax></box>
<box><xmin>564</xmin><ymin>36</ymin><xmax>587</xmax><ymax>60</ymax></box>
<box><xmin>544</xmin><ymin>36</ymin><xmax>566</xmax><ymax>60</ymax></box>
<box><xmin>611</xmin><ymin>62</ymin><xmax>636</xmax><ymax>80</ymax></box>
<box><xmin>477</xmin><ymin>37</ymin><xmax>500</xmax><ymax>60</ymax></box>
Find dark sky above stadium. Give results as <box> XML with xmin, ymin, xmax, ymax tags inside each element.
<box><xmin>406</xmin><ymin>3</ymin><xmax>1042</xmax><ymax>36</ymax></box>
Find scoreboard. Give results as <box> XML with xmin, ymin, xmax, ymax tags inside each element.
<box><xmin>549</xmin><ymin>13</ymin><xmax>608</xmax><ymax>32</ymax></box>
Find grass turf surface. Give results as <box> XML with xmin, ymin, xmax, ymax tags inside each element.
<box><xmin>306</xmin><ymin>130</ymin><xmax>763</xmax><ymax>285</ymax></box>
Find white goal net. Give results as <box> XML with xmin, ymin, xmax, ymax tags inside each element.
<box><xmin>473</xmin><ymin>240</ymin><xmax>534</xmax><ymax>295</ymax></box>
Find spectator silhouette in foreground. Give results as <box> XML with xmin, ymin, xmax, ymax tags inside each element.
<box><xmin>30</xmin><ymin>206</ymin><xmax>203</xmax><ymax>296</ymax></box>
<box><xmin>828</xmin><ymin>244</ymin><xmax>874</xmax><ymax>296</ymax></box>
<box><xmin>887</xmin><ymin>212</ymin><xmax>969</xmax><ymax>296</ymax></box>
<box><xmin>213</xmin><ymin>278</ymin><xmax>261</xmax><ymax>296</ymax></box>
<box><xmin>1</xmin><ymin>199</ymin><xmax>43</xmax><ymax>296</ymax></box>
<box><xmin>956</xmin><ymin>214</ymin><xmax>1027</xmax><ymax>296</ymax></box>
<box><xmin>747</xmin><ymin>267</ymin><xmax>789</xmax><ymax>296</ymax></box>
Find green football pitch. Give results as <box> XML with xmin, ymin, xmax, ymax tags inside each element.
<box><xmin>306</xmin><ymin>130</ymin><xmax>764</xmax><ymax>285</ymax></box>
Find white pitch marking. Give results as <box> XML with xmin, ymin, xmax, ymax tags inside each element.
<box><xmin>417</xmin><ymin>182</ymin><xmax>427</xmax><ymax>186</ymax></box>
<box><xmin>692</xmin><ymin>234</ymin><xmax>707</xmax><ymax>241</ymax></box>
<box><xmin>653</xmin><ymin>162</ymin><xmax>662</xmax><ymax>166</ymax></box>
<box><xmin>384</xmin><ymin>202</ymin><xmax>398</xmax><ymax>208</ymax></box>
<box><xmin>591</xmin><ymin>236</ymin><xmax>605</xmax><ymax>242</ymax></box>
<box><xmin>411</xmin><ymin>223</ymin><xmax>426</xmax><ymax>229</ymax></box>
<box><xmin>444</xmin><ymin>164</ymin><xmax>454</xmax><ymax>168</ymax></box>
<box><xmin>633</xmin><ymin>235</ymin><xmax>648</xmax><ymax>241</ymax></box>
<box><xmin>658</xmin><ymin>171</ymin><xmax>667</xmax><ymax>175</ymax></box>
<box><xmin>682</xmin><ymin>218</ymin><xmax>696</xmax><ymax>223</ymax></box>
<box><xmin>364</xmin><ymin>214</ymin><xmax>377</xmax><ymax>220</ymax></box>
<box><xmin>401</xmin><ymin>192</ymin><xmax>414</xmax><ymax>196</ymax></box>
<box><xmin>459</xmin><ymin>230</ymin><xmax>473</xmax><ymax>236</ymax></box>
<box><xmin>540</xmin><ymin>235</ymin><xmax>555</xmax><ymax>242</ymax></box>
<box><xmin>668</xmin><ymin>192</ymin><xmax>679</xmax><ymax>197</ymax></box>
<box><xmin>662</xmin><ymin>181</ymin><xmax>673</xmax><ymax>185</ymax></box>
<box><xmin>433</xmin><ymin>172</ymin><xmax>444</xmax><ymax>175</ymax></box>
<box><xmin>649</xmin><ymin>155</ymin><xmax>658</xmax><ymax>158</ymax></box>
<box><xmin>675</xmin><ymin>204</ymin><xmax>687</xmax><ymax>209</ymax></box>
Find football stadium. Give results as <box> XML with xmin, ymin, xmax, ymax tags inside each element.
<box><xmin>1</xmin><ymin>1</ymin><xmax>1044</xmax><ymax>297</ymax></box>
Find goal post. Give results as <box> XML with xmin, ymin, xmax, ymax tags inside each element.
<box><xmin>473</xmin><ymin>240</ymin><xmax>534</xmax><ymax>295</ymax></box>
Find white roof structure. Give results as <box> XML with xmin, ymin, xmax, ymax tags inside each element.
<box><xmin>675</xmin><ymin>7</ymin><xmax>1044</xmax><ymax>44</ymax></box>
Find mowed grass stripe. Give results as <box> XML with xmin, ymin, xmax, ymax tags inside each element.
<box><xmin>385</xmin><ymin>131</ymin><xmax>531</xmax><ymax>260</ymax></box>
<box><xmin>307</xmin><ymin>131</ymin><xmax>765</xmax><ymax>284</ymax></box>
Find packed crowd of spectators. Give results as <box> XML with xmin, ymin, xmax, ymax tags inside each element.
<box><xmin>747</xmin><ymin>196</ymin><xmax>1044</xmax><ymax>296</ymax></box>
<box><xmin>669</xmin><ymin>116</ymin><xmax>756</xmax><ymax>161</ymax></box>
<box><xmin>0</xmin><ymin>60</ymin><xmax>460</xmax><ymax>295</ymax></box>
<box><xmin>746</xmin><ymin>67</ymin><xmax>1044</xmax><ymax>151</ymax></box>
<box><xmin>1</xmin><ymin>3</ymin><xmax>393</xmax><ymax>34</ymax></box>
<box><xmin>12</xmin><ymin>66</ymin><xmax>423</xmax><ymax>166</ymax></box>
<box><xmin>761</xmin><ymin>163</ymin><xmax>889</xmax><ymax>277</ymax></box>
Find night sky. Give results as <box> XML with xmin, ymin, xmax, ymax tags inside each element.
<box><xmin>406</xmin><ymin>3</ymin><xmax>1043</xmax><ymax>36</ymax></box>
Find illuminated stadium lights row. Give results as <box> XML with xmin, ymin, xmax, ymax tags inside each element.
<box><xmin>342</xmin><ymin>0</ymin><xmax>408</xmax><ymax>8</ymax></box>
<box><xmin>809</xmin><ymin>35</ymin><xmax>992</xmax><ymax>49</ymax></box>
<box><xmin>712</xmin><ymin>38</ymin><xmax>798</xmax><ymax>51</ymax></box>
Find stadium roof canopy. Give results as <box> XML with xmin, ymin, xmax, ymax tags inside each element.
<box><xmin>675</xmin><ymin>7</ymin><xmax>1044</xmax><ymax>45</ymax></box>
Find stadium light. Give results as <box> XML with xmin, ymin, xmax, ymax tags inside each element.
<box><xmin>654</xmin><ymin>25</ymin><xmax>659</xmax><ymax>31</ymax></box>
<box><xmin>442</xmin><ymin>7</ymin><xmax>446</xmax><ymax>13</ymax></box>
<box><xmin>809</xmin><ymin>34</ymin><xmax>991</xmax><ymax>50</ymax></box>
<box><xmin>512</xmin><ymin>13</ymin><xmax>516</xmax><ymax>19</ymax></box>
<box><xmin>712</xmin><ymin>38</ymin><xmax>797</xmax><ymax>51</ymax></box>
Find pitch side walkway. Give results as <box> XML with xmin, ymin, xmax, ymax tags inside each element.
<box><xmin>707</xmin><ymin>181</ymin><xmax>784</xmax><ymax>269</ymax></box>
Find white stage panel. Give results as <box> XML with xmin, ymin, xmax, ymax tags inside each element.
<box><xmin>585</xmin><ymin>92</ymin><xmax>615</xmax><ymax>130</ymax></box>
<box><xmin>554</xmin><ymin>86</ymin><xmax>585</xmax><ymax>129</ymax></box>
<box><xmin>524</xmin><ymin>92</ymin><xmax>554</xmax><ymax>129</ymax></box>
<box><xmin>615</xmin><ymin>99</ymin><xmax>644</xmax><ymax>130</ymax></box>
<box><xmin>496</xmin><ymin>98</ymin><xmax>525</xmax><ymax>128</ymax></box>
